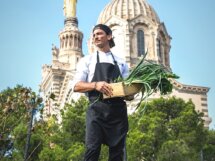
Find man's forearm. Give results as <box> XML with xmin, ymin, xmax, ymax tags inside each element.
<box><xmin>74</xmin><ymin>81</ymin><xmax>96</xmax><ymax>93</ymax></box>
<box><xmin>74</xmin><ymin>81</ymin><xmax>113</xmax><ymax>96</ymax></box>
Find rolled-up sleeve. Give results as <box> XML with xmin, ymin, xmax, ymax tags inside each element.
<box><xmin>69</xmin><ymin>57</ymin><xmax>89</xmax><ymax>92</ymax></box>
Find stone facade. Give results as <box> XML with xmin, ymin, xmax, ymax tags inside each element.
<box><xmin>40</xmin><ymin>0</ymin><xmax>212</xmax><ymax>127</ymax></box>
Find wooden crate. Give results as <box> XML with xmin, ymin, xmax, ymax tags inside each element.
<box><xmin>103</xmin><ymin>82</ymin><xmax>142</xmax><ymax>99</ymax></box>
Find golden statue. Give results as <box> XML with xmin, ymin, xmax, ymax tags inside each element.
<box><xmin>63</xmin><ymin>0</ymin><xmax>77</xmax><ymax>18</ymax></box>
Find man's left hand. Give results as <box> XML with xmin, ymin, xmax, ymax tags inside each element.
<box><xmin>124</xmin><ymin>95</ymin><xmax>134</xmax><ymax>101</ymax></box>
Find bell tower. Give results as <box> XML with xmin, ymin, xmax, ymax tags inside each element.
<box><xmin>58</xmin><ymin>6</ymin><xmax>83</xmax><ymax>69</ymax></box>
<box><xmin>57</xmin><ymin>0</ymin><xmax>83</xmax><ymax>70</ymax></box>
<box><xmin>40</xmin><ymin>0</ymin><xmax>83</xmax><ymax>121</ymax></box>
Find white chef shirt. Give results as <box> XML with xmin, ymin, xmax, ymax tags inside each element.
<box><xmin>70</xmin><ymin>51</ymin><xmax>129</xmax><ymax>91</ymax></box>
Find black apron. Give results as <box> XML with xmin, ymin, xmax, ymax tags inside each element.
<box><xmin>86</xmin><ymin>52</ymin><xmax>128</xmax><ymax>148</ymax></box>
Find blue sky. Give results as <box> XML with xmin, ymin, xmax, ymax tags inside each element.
<box><xmin>0</xmin><ymin>0</ymin><xmax>214</xmax><ymax>129</ymax></box>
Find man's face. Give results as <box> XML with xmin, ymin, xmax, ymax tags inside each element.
<box><xmin>93</xmin><ymin>28</ymin><xmax>112</xmax><ymax>48</ymax></box>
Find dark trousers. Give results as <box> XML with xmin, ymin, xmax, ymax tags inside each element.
<box><xmin>84</xmin><ymin>137</ymin><xmax>125</xmax><ymax>161</ymax></box>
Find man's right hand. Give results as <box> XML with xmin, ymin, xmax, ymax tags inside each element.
<box><xmin>95</xmin><ymin>81</ymin><xmax>113</xmax><ymax>96</ymax></box>
<box><xmin>74</xmin><ymin>81</ymin><xmax>113</xmax><ymax>96</ymax></box>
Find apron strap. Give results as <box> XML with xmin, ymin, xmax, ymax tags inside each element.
<box><xmin>110</xmin><ymin>52</ymin><xmax>123</xmax><ymax>79</ymax></box>
<box><xmin>96</xmin><ymin>51</ymin><xmax>100</xmax><ymax>63</ymax></box>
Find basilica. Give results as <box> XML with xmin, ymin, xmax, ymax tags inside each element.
<box><xmin>40</xmin><ymin>0</ymin><xmax>212</xmax><ymax>127</ymax></box>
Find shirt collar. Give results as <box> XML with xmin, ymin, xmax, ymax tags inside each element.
<box><xmin>97</xmin><ymin>51</ymin><xmax>112</xmax><ymax>55</ymax></box>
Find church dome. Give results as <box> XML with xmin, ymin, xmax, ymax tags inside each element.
<box><xmin>97</xmin><ymin>0</ymin><xmax>160</xmax><ymax>24</ymax></box>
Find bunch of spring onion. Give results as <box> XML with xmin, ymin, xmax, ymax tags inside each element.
<box><xmin>118</xmin><ymin>53</ymin><xmax>179</xmax><ymax>110</ymax></box>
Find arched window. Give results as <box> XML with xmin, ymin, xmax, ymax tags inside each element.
<box><xmin>157</xmin><ymin>38</ymin><xmax>163</xmax><ymax>63</ymax></box>
<box><xmin>137</xmin><ymin>30</ymin><xmax>145</xmax><ymax>56</ymax></box>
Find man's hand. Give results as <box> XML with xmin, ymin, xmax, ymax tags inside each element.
<box><xmin>124</xmin><ymin>95</ymin><xmax>134</xmax><ymax>101</ymax></box>
<box><xmin>95</xmin><ymin>81</ymin><xmax>113</xmax><ymax>96</ymax></box>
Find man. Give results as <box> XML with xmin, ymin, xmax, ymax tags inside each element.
<box><xmin>73</xmin><ymin>24</ymin><xmax>130</xmax><ymax>161</ymax></box>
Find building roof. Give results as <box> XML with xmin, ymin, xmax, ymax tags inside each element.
<box><xmin>97</xmin><ymin>0</ymin><xmax>160</xmax><ymax>23</ymax></box>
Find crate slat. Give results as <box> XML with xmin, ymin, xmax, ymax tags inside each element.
<box><xmin>103</xmin><ymin>82</ymin><xmax>142</xmax><ymax>99</ymax></box>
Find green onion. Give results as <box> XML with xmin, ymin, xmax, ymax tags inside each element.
<box><xmin>119</xmin><ymin>52</ymin><xmax>179</xmax><ymax>109</ymax></box>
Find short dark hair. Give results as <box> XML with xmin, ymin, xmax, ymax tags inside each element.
<box><xmin>93</xmin><ymin>24</ymin><xmax>112</xmax><ymax>35</ymax></box>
